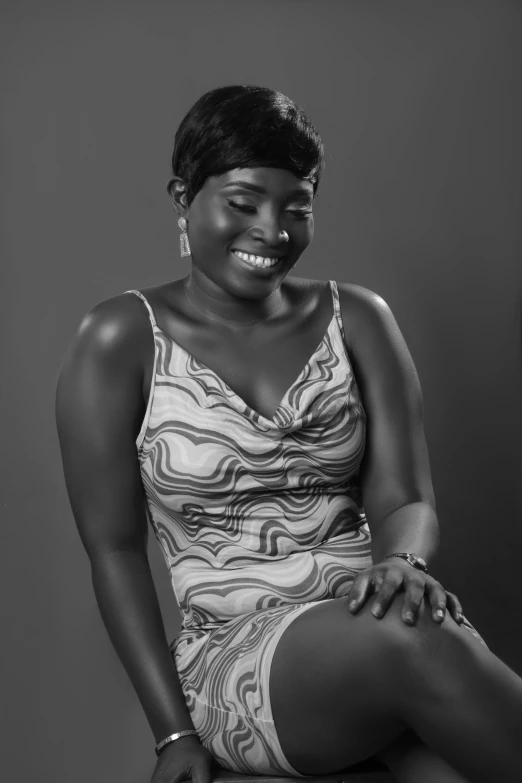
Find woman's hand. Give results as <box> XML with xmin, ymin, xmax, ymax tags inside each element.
<box><xmin>150</xmin><ymin>735</ymin><xmax>215</xmax><ymax>783</ymax></box>
<box><xmin>346</xmin><ymin>559</ymin><xmax>465</xmax><ymax>626</ymax></box>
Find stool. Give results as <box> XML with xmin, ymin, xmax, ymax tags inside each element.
<box><xmin>212</xmin><ymin>756</ymin><xmax>394</xmax><ymax>782</ymax></box>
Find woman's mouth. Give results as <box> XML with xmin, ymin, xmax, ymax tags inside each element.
<box><xmin>232</xmin><ymin>249</ymin><xmax>284</xmax><ymax>269</ymax></box>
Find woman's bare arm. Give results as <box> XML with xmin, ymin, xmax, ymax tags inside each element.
<box><xmin>55</xmin><ymin>296</ymin><xmax>197</xmax><ymax>745</ymax></box>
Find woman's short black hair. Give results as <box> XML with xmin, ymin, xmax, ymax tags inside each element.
<box><xmin>170</xmin><ymin>85</ymin><xmax>325</xmax><ymax>206</ymax></box>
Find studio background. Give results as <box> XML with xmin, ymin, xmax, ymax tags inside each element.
<box><xmin>1</xmin><ymin>1</ymin><xmax>520</xmax><ymax>782</ymax></box>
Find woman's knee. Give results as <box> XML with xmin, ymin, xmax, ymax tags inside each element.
<box><xmin>369</xmin><ymin>590</ymin><xmax>488</xmax><ymax>702</ymax></box>
<box><xmin>374</xmin><ymin>591</ymin><xmax>476</xmax><ymax>658</ymax></box>
<box><xmin>269</xmin><ymin>591</ymin><xmax>463</xmax><ymax>712</ymax></box>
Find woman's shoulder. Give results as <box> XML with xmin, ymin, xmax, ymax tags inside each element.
<box><xmin>335</xmin><ymin>280</ymin><xmax>384</xmax><ymax>306</ymax></box>
<box><xmin>283</xmin><ymin>275</ymin><xmax>387</xmax><ymax>343</ymax></box>
<box><xmin>65</xmin><ymin>288</ymin><xmax>156</xmax><ymax>377</ymax></box>
<box><xmin>89</xmin><ymin>288</ymin><xmax>153</xmax><ymax>337</ymax></box>
<box><xmin>335</xmin><ymin>280</ymin><xmax>390</xmax><ymax>321</ymax></box>
<box><xmin>334</xmin><ymin>281</ymin><xmax>413</xmax><ymax>385</ymax></box>
<box><xmin>329</xmin><ymin>280</ymin><xmax>391</xmax><ymax>355</ymax></box>
<box><xmin>290</xmin><ymin>274</ymin><xmax>381</xmax><ymax>303</ymax></box>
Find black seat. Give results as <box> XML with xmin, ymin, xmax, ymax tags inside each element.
<box><xmin>212</xmin><ymin>755</ymin><xmax>394</xmax><ymax>782</ymax></box>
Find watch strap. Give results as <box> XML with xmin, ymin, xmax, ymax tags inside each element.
<box><xmin>384</xmin><ymin>552</ymin><xmax>428</xmax><ymax>573</ymax></box>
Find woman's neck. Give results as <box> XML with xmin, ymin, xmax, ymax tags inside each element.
<box><xmin>182</xmin><ymin>272</ymin><xmax>287</xmax><ymax>329</ymax></box>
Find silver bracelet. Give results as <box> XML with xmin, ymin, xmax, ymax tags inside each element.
<box><xmin>155</xmin><ymin>729</ymin><xmax>199</xmax><ymax>757</ymax></box>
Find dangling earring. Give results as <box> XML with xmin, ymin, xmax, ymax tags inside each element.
<box><xmin>178</xmin><ymin>217</ymin><xmax>191</xmax><ymax>257</ymax></box>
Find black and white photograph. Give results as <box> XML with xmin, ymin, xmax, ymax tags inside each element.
<box><xmin>2</xmin><ymin>2</ymin><xmax>521</xmax><ymax>782</ymax></box>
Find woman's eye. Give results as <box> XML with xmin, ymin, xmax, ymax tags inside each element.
<box><xmin>227</xmin><ymin>200</ymin><xmax>312</xmax><ymax>219</ymax></box>
<box><xmin>227</xmin><ymin>200</ymin><xmax>256</xmax><ymax>213</ymax></box>
<box><xmin>289</xmin><ymin>210</ymin><xmax>312</xmax><ymax>219</ymax></box>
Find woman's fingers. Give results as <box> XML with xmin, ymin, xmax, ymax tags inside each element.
<box><xmin>399</xmin><ymin>576</ymin><xmax>427</xmax><ymax>624</ymax></box>
<box><xmin>347</xmin><ymin>570</ymin><xmax>374</xmax><ymax>613</ymax></box>
<box><xmin>424</xmin><ymin>579</ymin><xmax>449</xmax><ymax>624</ymax></box>
<box><xmin>347</xmin><ymin>567</ymin><xmax>465</xmax><ymax>628</ymax></box>
<box><xmin>370</xmin><ymin>570</ymin><xmax>404</xmax><ymax>618</ymax></box>
<box><xmin>444</xmin><ymin>590</ymin><xmax>465</xmax><ymax>623</ymax></box>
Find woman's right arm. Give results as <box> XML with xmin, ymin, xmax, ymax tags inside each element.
<box><xmin>54</xmin><ymin>297</ymin><xmax>205</xmax><ymax>762</ymax></box>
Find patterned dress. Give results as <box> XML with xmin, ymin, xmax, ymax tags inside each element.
<box><xmin>125</xmin><ymin>281</ymin><xmax>487</xmax><ymax>776</ymax></box>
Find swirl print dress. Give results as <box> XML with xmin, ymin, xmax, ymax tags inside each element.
<box><xmin>125</xmin><ymin>281</ymin><xmax>487</xmax><ymax>777</ymax></box>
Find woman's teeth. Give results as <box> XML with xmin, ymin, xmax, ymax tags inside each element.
<box><xmin>233</xmin><ymin>250</ymin><xmax>281</xmax><ymax>268</ymax></box>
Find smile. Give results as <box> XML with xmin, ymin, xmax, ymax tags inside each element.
<box><xmin>232</xmin><ymin>250</ymin><xmax>282</xmax><ymax>268</ymax></box>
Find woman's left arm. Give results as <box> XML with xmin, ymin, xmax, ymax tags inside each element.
<box><xmin>338</xmin><ymin>283</ymin><xmax>464</xmax><ymax>627</ymax></box>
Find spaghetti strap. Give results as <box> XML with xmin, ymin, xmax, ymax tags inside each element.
<box><xmin>125</xmin><ymin>290</ymin><xmax>159</xmax><ymax>452</ymax></box>
<box><xmin>328</xmin><ymin>280</ymin><xmax>346</xmax><ymax>343</ymax></box>
<box><xmin>124</xmin><ymin>289</ymin><xmax>157</xmax><ymax>329</ymax></box>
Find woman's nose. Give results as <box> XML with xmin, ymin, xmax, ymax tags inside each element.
<box><xmin>248</xmin><ymin>221</ymin><xmax>289</xmax><ymax>246</ymax></box>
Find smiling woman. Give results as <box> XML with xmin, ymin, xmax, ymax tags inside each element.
<box><xmin>55</xmin><ymin>84</ymin><xmax>522</xmax><ymax>783</ymax></box>
<box><xmin>165</xmin><ymin>85</ymin><xmax>321</xmax><ymax>312</ymax></box>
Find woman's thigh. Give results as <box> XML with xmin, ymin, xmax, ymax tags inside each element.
<box><xmin>269</xmin><ymin>592</ymin><xmax>426</xmax><ymax>774</ymax></box>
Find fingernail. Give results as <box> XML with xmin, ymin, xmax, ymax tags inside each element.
<box><xmin>349</xmin><ymin>601</ymin><xmax>357</xmax><ymax>611</ymax></box>
<box><xmin>373</xmin><ymin>607</ymin><xmax>383</xmax><ymax>617</ymax></box>
<box><xmin>404</xmin><ymin>612</ymin><xmax>414</xmax><ymax>623</ymax></box>
<box><xmin>435</xmin><ymin>610</ymin><xmax>444</xmax><ymax>619</ymax></box>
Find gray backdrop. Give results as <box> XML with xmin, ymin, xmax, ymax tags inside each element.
<box><xmin>1</xmin><ymin>1</ymin><xmax>520</xmax><ymax>782</ymax></box>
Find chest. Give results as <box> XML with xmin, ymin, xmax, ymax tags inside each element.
<box><xmin>140</xmin><ymin>281</ymin><xmax>347</xmax><ymax>422</ymax></box>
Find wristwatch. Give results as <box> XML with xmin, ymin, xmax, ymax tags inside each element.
<box><xmin>384</xmin><ymin>552</ymin><xmax>428</xmax><ymax>573</ymax></box>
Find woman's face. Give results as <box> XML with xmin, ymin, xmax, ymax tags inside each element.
<box><xmin>182</xmin><ymin>167</ymin><xmax>315</xmax><ymax>296</ymax></box>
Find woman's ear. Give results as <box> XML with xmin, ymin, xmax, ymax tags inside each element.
<box><xmin>166</xmin><ymin>176</ymin><xmax>189</xmax><ymax>217</ymax></box>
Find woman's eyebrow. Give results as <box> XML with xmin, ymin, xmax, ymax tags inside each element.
<box><xmin>222</xmin><ymin>180</ymin><xmax>312</xmax><ymax>198</ymax></box>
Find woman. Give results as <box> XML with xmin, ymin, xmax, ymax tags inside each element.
<box><xmin>55</xmin><ymin>85</ymin><xmax>522</xmax><ymax>783</ymax></box>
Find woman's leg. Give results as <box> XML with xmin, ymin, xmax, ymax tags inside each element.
<box><xmin>269</xmin><ymin>594</ymin><xmax>522</xmax><ymax>783</ymax></box>
<box><xmin>376</xmin><ymin>729</ymin><xmax>472</xmax><ymax>782</ymax></box>
<box><xmin>270</xmin><ymin>597</ymin><xmax>409</xmax><ymax>774</ymax></box>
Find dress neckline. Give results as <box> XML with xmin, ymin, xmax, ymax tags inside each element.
<box><xmin>152</xmin><ymin>312</ymin><xmax>338</xmax><ymax>425</ymax></box>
